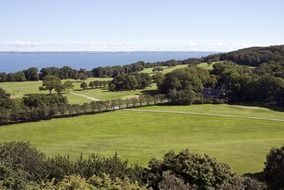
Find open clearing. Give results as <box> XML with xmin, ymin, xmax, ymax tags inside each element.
<box><xmin>0</xmin><ymin>104</ymin><xmax>283</xmax><ymax>174</ymax></box>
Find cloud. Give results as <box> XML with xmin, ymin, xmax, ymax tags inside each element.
<box><xmin>0</xmin><ymin>41</ymin><xmax>263</xmax><ymax>52</ymax></box>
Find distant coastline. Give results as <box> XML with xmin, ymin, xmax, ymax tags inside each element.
<box><xmin>0</xmin><ymin>51</ymin><xmax>215</xmax><ymax>72</ymax></box>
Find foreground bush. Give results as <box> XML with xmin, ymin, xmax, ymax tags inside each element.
<box><xmin>0</xmin><ymin>141</ymin><xmax>47</xmax><ymax>182</ymax></box>
<box><xmin>0</xmin><ymin>142</ymin><xmax>277</xmax><ymax>190</ymax></box>
<box><xmin>263</xmin><ymin>146</ymin><xmax>284</xmax><ymax>190</ymax></box>
<box><xmin>39</xmin><ymin>174</ymin><xmax>148</xmax><ymax>190</ymax></box>
<box><xmin>220</xmin><ymin>176</ymin><xmax>267</xmax><ymax>190</ymax></box>
<box><xmin>88</xmin><ymin>174</ymin><xmax>148</xmax><ymax>190</ymax></box>
<box><xmin>145</xmin><ymin>150</ymin><xmax>233</xmax><ymax>190</ymax></box>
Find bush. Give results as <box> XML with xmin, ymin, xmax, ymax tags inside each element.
<box><xmin>158</xmin><ymin>172</ymin><xmax>197</xmax><ymax>190</ymax></box>
<box><xmin>0</xmin><ymin>142</ymin><xmax>47</xmax><ymax>182</ymax></box>
<box><xmin>220</xmin><ymin>176</ymin><xmax>267</xmax><ymax>190</ymax></box>
<box><xmin>145</xmin><ymin>150</ymin><xmax>233</xmax><ymax>190</ymax></box>
<box><xmin>263</xmin><ymin>146</ymin><xmax>284</xmax><ymax>190</ymax></box>
<box><xmin>56</xmin><ymin>175</ymin><xmax>93</xmax><ymax>190</ymax></box>
<box><xmin>0</xmin><ymin>163</ymin><xmax>30</xmax><ymax>190</ymax></box>
<box><xmin>88</xmin><ymin>174</ymin><xmax>148</xmax><ymax>190</ymax></box>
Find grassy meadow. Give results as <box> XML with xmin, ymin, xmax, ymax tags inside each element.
<box><xmin>0</xmin><ymin>104</ymin><xmax>283</xmax><ymax>174</ymax></box>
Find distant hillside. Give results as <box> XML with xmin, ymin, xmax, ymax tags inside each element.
<box><xmin>203</xmin><ymin>45</ymin><xmax>284</xmax><ymax>67</ymax></box>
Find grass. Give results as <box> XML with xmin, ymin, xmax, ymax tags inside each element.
<box><xmin>0</xmin><ymin>77</ymin><xmax>158</xmax><ymax>103</ymax></box>
<box><xmin>141</xmin><ymin>62</ymin><xmax>218</xmax><ymax>75</ymax></box>
<box><xmin>0</xmin><ymin>78</ymin><xmax>112</xmax><ymax>104</ymax></box>
<box><xmin>197</xmin><ymin>62</ymin><xmax>221</xmax><ymax>70</ymax></box>
<box><xmin>0</xmin><ymin>104</ymin><xmax>283</xmax><ymax>174</ymax></box>
<box><xmin>141</xmin><ymin>65</ymin><xmax>188</xmax><ymax>75</ymax></box>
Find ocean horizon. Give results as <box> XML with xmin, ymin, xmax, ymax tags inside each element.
<box><xmin>0</xmin><ymin>51</ymin><xmax>215</xmax><ymax>73</ymax></box>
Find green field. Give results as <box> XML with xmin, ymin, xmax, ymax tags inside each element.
<box><xmin>0</xmin><ymin>104</ymin><xmax>283</xmax><ymax>174</ymax></box>
<box><xmin>141</xmin><ymin>65</ymin><xmax>188</xmax><ymax>75</ymax></box>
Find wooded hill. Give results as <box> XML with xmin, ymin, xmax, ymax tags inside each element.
<box><xmin>203</xmin><ymin>45</ymin><xmax>284</xmax><ymax>67</ymax></box>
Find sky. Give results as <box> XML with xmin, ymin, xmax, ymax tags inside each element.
<box><xmin>0</xmin><ymin>0</ymin><xmax>283</xmax><ymax>52</ymax></box>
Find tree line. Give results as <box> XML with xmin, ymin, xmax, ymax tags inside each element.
<box><xmin>1</xmin><ymin>45</ymin><xmax>284</xmax><ymax>83</ymax></box>
<box><xmin>202</xmin><ymin>45</ymin><xmax>284</xmax><ymax>67</ymax></box>
<box><xmin>0</xmin><ymin>57</ymin><xmax>202</xmax><ymax>82</ymax></box>
<box><xmin>0</xmin><ymin>66</ymin><xmax>91</xmax><ymax>82</ymax></box>
<box><xmin>0</xmin><ymin>87</ymin><xmax>168</xmax><ymax>125</ymax></box>
<box><xmin>1</xmin><ymin>141</ymin><xmax>283</xmax><ymax>189</ymax></box>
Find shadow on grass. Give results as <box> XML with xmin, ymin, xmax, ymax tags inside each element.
<box><xmin>141</xmin><ymin>89</ymin><xmax>160</xmax><ymax>96</ymax></box>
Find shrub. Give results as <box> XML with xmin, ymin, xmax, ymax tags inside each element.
<box><xmin>263</xmin><ymin>146</ymin><xmax>284</xmax><ymax>190</ymax></box>
<box><xmin>0</xmin><ymin>142</ymin><xmax>47</xmax><ymax>182</ymax></box>
<box><xmin>220</xmin><ymin>176</ymin><xmax>267</xmax><ymax>190</ymax></box>
<box><xmin>55</xmin><ymin>175</ymin><xmax>93</xmax><ymax>190</ymax></box>
<box><xmin>0</xmin><ymin>163</ymin><xmax>30</xmax><ymax>190</ymax></box>
<box><xmin>145</xmin><ymin>150</ymin><xmax>233</xmax><ymax>190</ymax></box>
<box><xmin>158</xmin><ymin>172</ymin><xmax>197</xmax><ymax>190</ymax></box>
<box><xmin>88</xmin><ymin>174</ymin><xmax>148</xmax><ymax>190</ymax></box>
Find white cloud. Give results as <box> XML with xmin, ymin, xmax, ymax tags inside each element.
<box><xmin>0</xmin><ymin>41</ymin><xmax>271</xmax><ymax>52</ymax></box>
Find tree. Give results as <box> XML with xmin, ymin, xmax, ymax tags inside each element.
<box><xmin>89</xmin><ymin>81</ymin><xmax>95</xmax><ymax>89</ymax></box>
<box><xmin>39</xmin><ymin>75</ymin><xmax>62</xmax><ymax>94</ymax></box>
<box><xmin>80</xmin><ymin>82</ymin><xmax>88</xmax><ymax>90</ymax></box>
<box><xmin>63</xmin><ymin>81</ymin><xmax>74</xmax><ymax>92</ymax></box>
<box><xmin>159</xmin><ymin>67</ymin><xmax>207</xmax><ymax>105</ymax></box>
<box><xmin>23</xmin><ymin>67</ymin><xmax>39</xmax><ymax>81</ymax></box>
<box><xmin>109</xmin><ymin>73</ymin><xmax>151</xmax><ymax>91</ymax></box>
<box><xmin>152</xmin><ymin>72</ymin><xmax>164</xmax><ymax>85</ymax></box>
<box><xmin>54</xmin><ymin>83</ymin><xmax>66</xmax><ymax>94</ymax></box>
<box><xmin>168</xmin><ymin>87</ymin><xmax>195</xmax><ymax>105</ymax></box>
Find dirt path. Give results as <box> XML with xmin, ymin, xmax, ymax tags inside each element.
<box><xmin>70</xmin><ymin>92</ymin><xmax>100</xmax><ymax>101</ymax></box>
<box><xmin>124</xmin><ymin>109</ymin><xmax>284</xmax><ymax>122</ymax></box>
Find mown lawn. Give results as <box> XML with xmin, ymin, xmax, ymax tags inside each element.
<box><xmin>0</xmin><ymin>104</ymin><xmax>283</xmax><ymax>174</ymax></box>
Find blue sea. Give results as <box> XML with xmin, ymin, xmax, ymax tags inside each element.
<box><xmin>0</xmin><ymin>51</ymin><xmax>214</xmax><ymax>73</ymax></box>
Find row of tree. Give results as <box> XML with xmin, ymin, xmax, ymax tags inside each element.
<box><xmin>0</xmin><ymin>87</ymin><xmax>168</xmax><ymax>125</ymax></box>
<box><xmin>91</xmin><ymin>59</ymin><xmax>202</xmax><ymax>78</ymax></box>
<box><xmin>0</xmin><ymin>58</ymin><xmax>194</xmax><ymax>82</ymax></box>
<box><xmin>88</xmin><ymin>80</ymin><xmax>111</xmax><ymax>89</ymax></box>
<box><xmin>0</xmin><ymin>67</ymin><xmax>39</xmax><ymax>82</ymax></box>
<box><xmin>1</xmin><ymin>141</ymin><xmax>283</xmax><ymax>189</ymax></box>
<box><xmin>0</xmin><ymin>66</ymin><xmax>91</xmax><ymax>82</ymax></box>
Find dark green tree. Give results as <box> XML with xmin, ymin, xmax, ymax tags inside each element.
<box><xmin>39</xmin><ymin>75</ymin><xmax>62</xmax><ymax>94</ymax></box>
